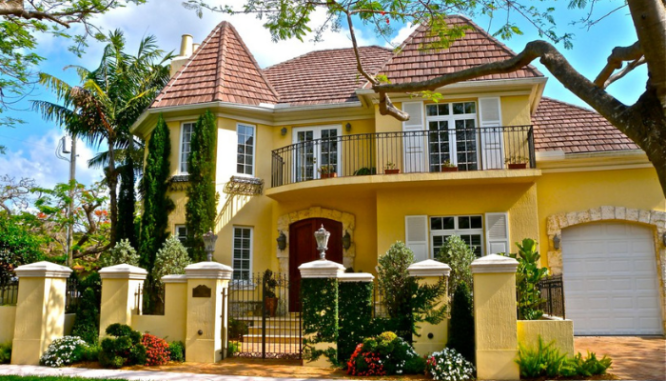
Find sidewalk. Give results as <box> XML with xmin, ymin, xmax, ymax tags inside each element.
<box><xmin>0</xmin><ymin>365</ymin><xmax>342</xmax><ymax>381</ymax></box>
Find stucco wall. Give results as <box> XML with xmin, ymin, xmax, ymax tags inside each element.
<box><xmin>517</xmin><ymin>319</ymin><xmax>574</xmax><ymax>357</ymax></box>
<box><xmin>0</xmin><ymin>306</ymin><xmax>16</xmax><ymax>343</ymax></box>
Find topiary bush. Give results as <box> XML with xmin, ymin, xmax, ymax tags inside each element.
<box><xmin>141</xmin><ymin>334</ymin><xmax>170</xmax><ymax>366</ymax></box>
<box><xmin>99</xmin><ymin>324</ymin><xmax>146</xmax><ymax>368</ymax></box>
<box><xmin>426</xmin><ymin>347</ymin><xmax>476</xmax><ymax>381</ymax></box>
<box><xmin>346</xmin><ymin>331</ymin><xmax>425</xmax><ymax>376</ymax></box>
<box><xmin>447</xmin><ymin>281</ymin><xmax>475</xmax><ymax>363</ymax></box>
<box><xmin>40</xmin><ymin>336</ymin><xmax>88</xmax><ymax>367</ymax></box>
<box><xmin>99</xmin><ymin>239</ymin><xmax>140</xmax><ymax>268</ymax></box>
<box><xmin>152</xmin><ymin>236</ymin><xmax>191</xmax><ymax>284</ymax></box>
<box><xmin>435</xmin><ymin>235</ymin><xmax>475</xmax><ymax>299</ymax></box>
<box><xmin>168</xmin><ymin>341</ymin><xmax>185</xmax><ymax>362</ymax></box>
<box><xmin>0</xmin><ymin>342</ymin><xmax>11</xmax><ymax>364</ymax></box>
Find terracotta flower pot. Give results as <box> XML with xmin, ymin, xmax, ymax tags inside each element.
<box><xmin>320</xmin><ymin>172</ymin><xmax>337</xmax><ymax>179</ymax></box>
<box><xmin>508</xmin><ymin>163</ymin><xmax>528</xmax><ymax>169</ymax></box>
<box><xmin>264</xmin><ymin>297</ymin><xmax>279</xmax><ymax>317</ymax></box>
<box><xmin>385</xmin><ymin>169</ymin><xmax>400</xmax><ymax>174</ymax></box>
<box><xmin>441</xmin><ymin>166</ymin><xmax>458</xmax><ymax>172</ymax></box>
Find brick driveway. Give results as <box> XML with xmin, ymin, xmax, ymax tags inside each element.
<box><xmin>575</xmin><ymin>336</ymin><xmax>665</xmax><ymax>380</ymax></box>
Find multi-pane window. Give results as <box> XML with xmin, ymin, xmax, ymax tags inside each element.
<box><xmin>425</xmin><ymin>102</ymin><xmax>478</xmax><ymax>171</ymax></box>
<box><xmin>232</xmin><ymin>227</ymin><xmax>252</xmax><ymax>281</ymax></box>
<box><xmin>430</xmin><ymin>215</ymin><xmax>483</xmax><ymax>257</ymax></box>
<box><xmin>179</xmin><ymin>123</ymin><xmax>195</xmax><ymax>173</ymax></box>
<box><xmin>175</xmin><ymin>225</ymin><xmax>188</xmax><ymax>244</ymax></box>
<box><xmin>237</xmin><ymin>124</ymin><xmax>255</xmax><ymax>176</ymax></box>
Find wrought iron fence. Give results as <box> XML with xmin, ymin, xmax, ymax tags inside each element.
<box><xmin>65</xmin><ymin>275</ymin><xmax>81</xmax><ymax>313</ymax></box>
<box><xmin>537</xmin><ymin>275</ymin><xmax>565</xmax><ymax>319</ymax></box>
<box><xmin>0</xmin><ymin>279</ymin><xmax>18</xmax><ymax>306</ymax></box>
<box><xmin>272</xmin><ymin>126</ymin><xmax>535</xmax><ymax>187</ymax></box>
<box><xmin>227</xmin><ymin>271</ymin><xmax>302</xmax><ymax>359</ymax></box>
<box><xmin>135</xmin><ymin>283</ymin><xmax>166</xmax><ymax>316</ymax></box>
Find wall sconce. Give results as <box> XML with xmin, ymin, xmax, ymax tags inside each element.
<box><xmin>276</xmin><ymin>231</ymin><xmax>287</xmax><ymax>251</ymax></box>
<box><xmin>342</xmin><ymin>230</ymin><xmax>351</xmax><ymax>250</ymax></box>
<box><xmin>280</xmin><ymin>127</ymin><xmax>287</xmax><ymax>136</ymax></box>
<box><xmin>553</xmin><ymin>234</ymin><xmax>561</xmax><ymax>250</ymax></box>
<box><xmin>345</xmin><ymin>123</ymin><xmax>352</xmax><ymax>132</ymax></box>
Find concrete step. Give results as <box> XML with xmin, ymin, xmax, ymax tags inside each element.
<box><xmin>243</xmin><ymin>334</ymin><xmax>302</xmax><ymax>344</ymax></box>
<box><xmin>248</xmin><ymin>327</ymin><xmax>300</xmax><ymax>336</ymax></box>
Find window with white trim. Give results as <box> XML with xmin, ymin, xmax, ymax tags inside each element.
<box><xmin>175</xmin><ymin>225</ymin><xmax>187</xmax><ymax>245</ymax></box>
<box><xmin>430</xmin><ymin>215</ymin><xmax>484</xmax><ymax>257</ymax></box>
<box><xmin>425</xmin><ymin>102</ymin><xmax>478</xmax><ymax>171</ymax></box>
<box><xmin>236</xmin><ymin>124</ymin><xmax>255</xmax><ymax>176</ymax></box>
<box><xmin>179</xmin><ymin>122</ymin><xmax>195</xmax><ymax>174</ymax></box>
<box><xmin>232</xmin><ymin>227</ymin><xmax>253</xmax><ymax>281</ymax></box>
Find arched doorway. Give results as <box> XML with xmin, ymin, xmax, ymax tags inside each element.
<box><xmin>288</xmin><ymin>218</ymin><xmax>343</xmax><ymax>311</ymax></box>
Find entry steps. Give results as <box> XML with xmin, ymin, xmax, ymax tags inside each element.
<box><xmin>233</xmin><ymin>315</ymin><xmax>302</xmax><ymax>348</ymax></box>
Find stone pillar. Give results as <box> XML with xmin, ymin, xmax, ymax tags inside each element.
<box><xmin>11</xmin><ymin>261</ymin><xmax>72</xmax><ymax>365</ymax></box>
<box><xmin>161</xmin><ymin>275</ymin><xmax>188</xmax><ymax>342</ymax></box>
<box><xmin>299</xmin><ymin>259</ymin><xmax>345</xmax><ymax>368</ymax></box>
<box><xmin>184</xmin><ymin>262</ymin><xmax>232</xmax><ymax>363</ymax></box>
<box><xmin>407</xmin><ymin>259</ymin><xmax>451</xmax><ymax>356</ymax></box>
<box><xmin>98</xmin><ymin>264</ymin><xmax>148</xmax><ymax>338</ymax></box>
<box><xmin>471</xmin><ymin>254</ymin><xmax>520</xmax><ymax>380</ymax></box>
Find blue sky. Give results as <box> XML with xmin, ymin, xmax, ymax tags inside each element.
<box><xmin>0</xmin><ymin>0</ymin><xmax>646</xmax><ymax>188</ymax></box>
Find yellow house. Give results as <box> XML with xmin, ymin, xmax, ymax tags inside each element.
<box><xmin>131</xmin><ymin>16</ymin><xmax>666</xmax><ymax>337</ymax></box>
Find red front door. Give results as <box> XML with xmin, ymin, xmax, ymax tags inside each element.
<box><xmin>289</xmin><ymin>218</ymin><xmax>343</xmax><ymax>312</ymax></box>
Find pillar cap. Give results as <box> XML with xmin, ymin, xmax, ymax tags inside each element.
<box><xmin>471</xmin><ymin>254</ymin><xmax>519</xmax><ymax>274</ymax></box>
<box><xmin>99</xmin><ymin>264</ymin><xmax>148</xmax><ymax>280</ymax></box>
<box><xmin>185</xmin><ymin>261</ymin><xmax>233</xmax><ymax>280</ymax></box>
<box><xmin>162</xmin><ymin>274</ymin><xmax>187</xmax><ymax>284</ymax></box>
<box><xmin>408</xmin><ymin>259</ymin><xmax>451</xmax><ymax>277</ymax></box>
<box><xmin>338</xmin><ymin>272</ymin><xmax>374</xmax><ymax>282</ymax></box>
<box><xmin>299</xmin><ymin>259</ymin><xmax>345</xmax><ymax>279</ymax></box>
<box><xmin>14</xmin><ymin>261</ymin><xmax>72</xmax><ymax>278</ymax></box>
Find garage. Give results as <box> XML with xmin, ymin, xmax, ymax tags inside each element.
<box><xmin>561</xmin><ymin>222</ymin><xmax>663</xmax><ymax>335</ymax></box>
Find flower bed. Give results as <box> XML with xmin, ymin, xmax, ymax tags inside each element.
<box><xmin>425</xmin><ymin>348</ymin><xmax>475</xmax><ymax>381</ymax></box>
<box><xmin>346</xmin><ymin>332</ymin><xmax>426</xmax><ymax>376</ymax></box>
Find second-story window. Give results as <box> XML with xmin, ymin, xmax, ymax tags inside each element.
<box><xmin>426</xmin><ymin>102</ymin><xmax>478</xmax><ymax>171</ymax></box>
<box><xmin>179</xmin><ymin>122</ymin><xmax>195</xmax><ymax>174</ymax></box>
<box><xmin>237</xmin><ymin>123</ymin><xmax>255</xmax><ymax>176</ymax></box>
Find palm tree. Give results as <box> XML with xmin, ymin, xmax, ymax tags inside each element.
<box><xmin>33</xmin><ymin>30</ymin><xmax>172</xmax><ymax>252</ymax></box>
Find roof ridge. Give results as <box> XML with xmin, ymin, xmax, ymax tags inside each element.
<box><xmin>263</xmin><ymin>45</ymin><xmax>392</xmax><ymax>71</ymax></box>
<box><xmin>213</xmin><ymin>22</ymin><xmax>228</xmax><ymax>102</ymax></box>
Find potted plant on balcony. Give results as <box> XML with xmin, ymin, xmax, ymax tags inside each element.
<box><xmin>440</xmin><ymin>160</ymin><xmax>458</xmax><ymax>172</ymax></box>
<box><xmin>505</xmin><ymin>156</ymin><xmax>529</xmax><ymax>169</ymax></box>
<box><xmin>263</xmin><ymin>269</ymin><xmax>279</xmax><ymax>317</ymax></box>
<box><xmin>385</xmin><ymin>162</ymin><xmax>400</xmax><ymax>174</ymax></box>
<box><xmin>319</xmin><ymin>165</ymin><xmax>337</xmax><ymax>179</ymax></box>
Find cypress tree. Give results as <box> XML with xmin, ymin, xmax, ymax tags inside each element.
<box><xmin>185</xmin><ymin>110</ymin><xmax>218</xmax><ymax>262</ymax></box>
<box><xmin>117</xmin><ymin>156</ymin><xmax>136</xmax><ymax>247</ymax></box>
<box><xmin>447</xmin><ymin>281</ymin><xmax>475</xmax><ymax>363</ymax></box>
<box><xmin>139</xmin><ymin>115</ymin><xmax>174</xmax><ymax>271</ymax></box>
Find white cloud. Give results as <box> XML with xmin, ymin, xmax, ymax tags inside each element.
<box><xmin>387</xmin><ymin>22</ymin><xmax>418</xmax><ymax>48</ymax></box>
<box><xmin>0</xmin><ymin>129</ymin><xmax>102</xmax><ymax>188</ymax></box>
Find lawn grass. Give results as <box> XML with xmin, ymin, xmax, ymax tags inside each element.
<box><xmin>0</xmin><ymin>377</ymin><xmax>130</xmax><ymax>381</ymax></box>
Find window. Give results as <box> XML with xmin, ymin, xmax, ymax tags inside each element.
<box><xmin>237</xmin><ymin>124</ymin><xmax>255</xmax><ymax>176</ymax></box>
<box><xmin>232</xmin><ymin>227</ymin><xmax>253</xmax><ymax>281</ymax></box>
<box><xmin>179</xmin><ymin>122</ymin><xmax>195</xmax><ymax>174</ymax></box>
<box><xmin>175</xmin><ymin>225</ymin><xmax>187</xmax><ymax>245</ymax></box>
<box><xmin>430</xmin><ymin>215</ymin><xmax>483</xmax><ymax>257</ymax></box>
<box><xmin>425</xmin><ymin>102</ymin><xmax>478</xmax><ymax>171</ymax></box>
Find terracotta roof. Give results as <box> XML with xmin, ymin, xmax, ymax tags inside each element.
<box><xmin>263</xmin><ymin>46</ymin><xmax>393</xmax><ymax>105</ymax></box>
<box><xmin>152</xmin><ymin>21</ymin><xmax>278</xmax><ymax>108</ymax></box>
<box><xmin>532</xmin><ymin>98</ymin><xmax>638</xmax><ymax>153</ymax></box>
<box><xmin>375</xmin><ymin>16</ymin><xmax>542</xmax><ymax>85</ymax></box>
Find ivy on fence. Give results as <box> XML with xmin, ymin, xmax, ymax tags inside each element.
<box><xmin>338</xmin><ymin>281</ymin><xmax>373</xmax><ymax>364</ymax></box>
<box><xmin>301</xmin><ymin>277</ymin><xmax>338</xmax><ymax>365</ymax></box>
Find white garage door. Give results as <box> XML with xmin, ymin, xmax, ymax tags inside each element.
<box><xmin>562</xmin><ymin>222</ymin><xmax>663</xmax><ymax>335</ymax></box>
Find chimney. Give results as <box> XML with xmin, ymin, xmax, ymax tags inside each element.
<box><xmin>179</xmin><ymin>34</ymin><xmax>193</xmax><ymax>57</ymax></box>
<box><xmin>193</xmin><ymin>43</ymin><xmax>201</xmax><ymax>52</ymax></box>
<box><xmin>170</xmin><ymin>34</ymin><xmax>196</xmax><ymax>77</ymax></box>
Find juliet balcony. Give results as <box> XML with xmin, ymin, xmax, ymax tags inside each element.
<box><xmin>270</xmin><ymin>125</ymin><xmax>536</xmax><ymax>188</ymax></box>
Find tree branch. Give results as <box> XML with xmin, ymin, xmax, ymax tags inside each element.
<box><xmin>604</xmin><ymin>57</ymin><xmax>646</xmax><ymax>88</ymax></box>
<box><xmin>593</xmin><ymin>41</ymin><xmax>643</xmax><ymax>88</ymax></box>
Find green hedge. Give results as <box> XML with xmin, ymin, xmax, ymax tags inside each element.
<box><xmin>301</xmin><ymin>277</ymin><xmax>338</xmax><ymax>365</ymax></box>
<box><xmin>338</xmin><ymin>281</ymin><xmax>373</xmax><ymax>364</ymax></box>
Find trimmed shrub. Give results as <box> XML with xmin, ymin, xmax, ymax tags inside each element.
<box><xmin>376</xmin><ymin>242</ymin><xmax>416</xmax><ymax>341</ymax></box>
<box><xmin>100</xmin><ymin>239</ymin><xmax>140</xmax><ymax>268</ymax></box>
<box><xmin>72</xmin><ymin>287</ymin><xmax>100</xmax><ymax>344</ymax></box>
<box><xmin>168</xmin><ymin>341</ymin><xmax>185</xmax><ymax>362</ymax></box>
<box><xmin>338</xmin><ymin>280</ymin><xmax>373</xmax><ymax>365</ymax></box>
<box><xmin>81</xmin><ymin>343</ymin><xmax>101</xmax><ymax>362</ymax></box>
<box><xmin>141</xmin><ymin>334</ymin><xmax>170</xmax><ymax>366</ymax></box>
<box><xmin>435</xmin><ymin>235</ymin><xmax>475</xmax><ymax>298</ymax></box>
<box><xmin>40</xmin><ymin>336</ymin><xmax>88</xmax><ymax>367</ymax></box>
<box><xmin>346</xmin><ymin>331</ymin><xmax>424</xmax><ymax>376</ymax></box>
<box><xmin>447</xmin><ymin>281</ymin><xmax>475</xmax><ymax>363</ymax></box>
<box><xmin>99</xmin><ymin>324</ymin><xmax>146</xmax><ymax>368</ymax></box>
<box><xmin>426</xmin><ymin>347</ymin><xmax>476</xmax><ymax>381</ymax></box>
<box><xmin>0</xmin><ymin>342</ymin><xmax>11</xmax><ymax>364</ymax></box>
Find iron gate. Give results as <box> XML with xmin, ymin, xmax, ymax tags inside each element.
<box><xmin>227</xmin><ymin>270</ymin><xmax>302</xmax><ymax>359</ymax></box>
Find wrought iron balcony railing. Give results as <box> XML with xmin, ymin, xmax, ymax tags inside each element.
<box><xmin>271</xmin><ymin>125</ymin><xmax>535</xmax><ymax>187</ymax></box>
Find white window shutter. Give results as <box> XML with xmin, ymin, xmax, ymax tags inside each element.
<box><xmin>405</xmin><ymin>215</ymin><xmax>429</xmax><ymax>262</ymax></box>
<box><xmin>402</xmin><ymin>102</ymin><xmax>426</xmax><ymax>173</ymax></box>
<box><xmin>402</xmin><ymin>102</ymin><xmax>424</xmax><ymax>130</ymax></box>
<box><xmin>485</xmin><ymin>212</ymin><xmax>510</xmax><ymax>255</ymax></box>
<box><xmin>478</xmin><ymin>97</ymin><xmax>505</xmax><ymax>170</ymax></box>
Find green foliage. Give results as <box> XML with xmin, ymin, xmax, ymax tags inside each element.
<box><xmin>447</xmin><ymin>281</ymin><xmax>474</xmax><ymax>363</ymax></box>
<box><xmin>152</xmin><ymin>236</ymin><xmax>191</xmax><ymax>286</ymax></box>
<box><xmin>0</xmin><ymin>216</ymin><xmax>46</xmax><ymax>283</ymax></box>
<box><xmin>426</xmin><ymin>347</ymin><xmax>476</xmax><ymax>381</ymax></box>
<box><xmin>435</xmin><ymin>235</ymin><xmax>475</xmax><ymax>298</ymax></box>
<box><xmin>0</xmin><ymin>342</ymin><xmax>11</xmax><ymax>364</ymax></box>
<box><xmin>185</xmin><ymin>110</ymin><xmax>219</xmax><ymax>262</ymax></box>
<box><xmin>516</xmin><ymin>337</ymin><xmax>612</xmax><ymax>378</ymax></box>
<box><xmin>338</xmin><ymin>281</ymin><xmax>374</xmax><ymax>364</ymax></box>
<box><xmin>99</xmin><ymin>324</ymin><xmax>146</xmax><ymax>368</ymax></box>
<box><xmin>301</xmin><ymin>277</ymin><xmax>338</xmax><ymax>365</ymax></box>
<box><xmin>507</xmin><ymin>238</ymin><xmax>548</xmax><ymax>320</ymax></box>
<box><xmin>40</xmin><ymin>336</ymin><xmax>88</xmax><ymax>367</ymax></box>
<box><xmin>347</xmin><ymin>332</ymin><xmax>424</xmax><ymax>376</ymax></box>
<box><xmin>71</xmin><ymin>287</ymin><xmax>100</xmax><ymax>344</ymax></box>
<box><xmin>227</xmin><ymin>341</ymin><xmax>240</xmax><ymax>357</ymax></box>
<box><xmin>168</xmin><ymin>341</ymin><xmax>185</xmax><ymax>362</ymax></box>
<box><xmin>117</xmin><ymin>157</ymin><xmax>136</xmax><ymax>248</ymax></box>
<box><xmin>99</xmin><ymin>239</ymin><xmax>139</xmax><ymax>268</ymax></box>
<box><xmin>80</xmin><ymin>343</ymin><xmax>101</xmax><ymax>362</ymax></box>
<box><xmin>140</xmin><ymin>115</ymin><xmax>174</xmax><ymax>272</ymax></box>
<box><xmin>229</xmin><ymin>318</ymin><xmax>249</xmax><ymax>341</ymax></box>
